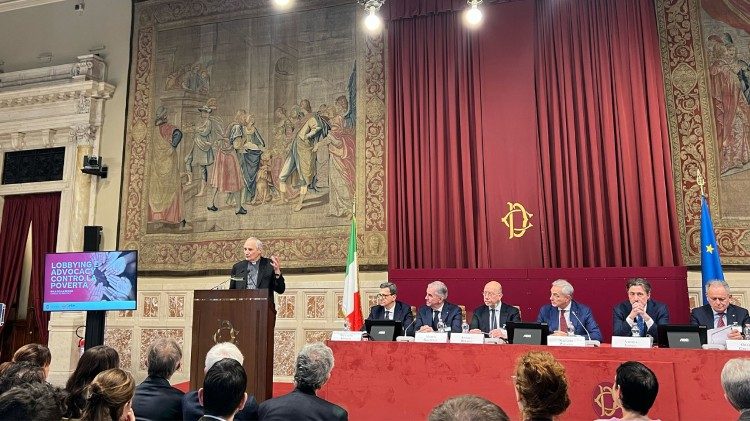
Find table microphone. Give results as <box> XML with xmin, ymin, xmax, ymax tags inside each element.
<box><xmin>571</xmin><ymin>310</ymin><xmax>601</xmax><ymax>347</ymax></box>
<box><xmin>402</xmin><ymin>318</ymin><xmax>417</xmax><ymax>337</ymax></box>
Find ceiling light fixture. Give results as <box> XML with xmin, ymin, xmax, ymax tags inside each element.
<box><xmin>359</xmin><ymin>0</ymin><xmax>384</xmax><ymax>33</ymax></box>
<box><xmin>272</xmin><ymin>0</ymin><xmax>291</xmax><ymax>9</ymax></box>
<box><xmin>464</xmin><ymin>0</ymin><xmax>483</xmax><ymax>28</ymax></box>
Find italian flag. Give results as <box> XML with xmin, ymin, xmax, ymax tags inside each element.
<box><xmin>343</xmin><ymin>217</ymin><xmax>363</xmax><ymax>331</ymax></box>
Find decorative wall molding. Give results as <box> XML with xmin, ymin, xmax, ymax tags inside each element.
<box><xmin>0</xmin><ymin>55</ymin><xmax>115</xmax><ymax>384</ymax></box>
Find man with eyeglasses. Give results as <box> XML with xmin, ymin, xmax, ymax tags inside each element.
<box><xmin>691</xmin><ymin>280</ymin><xmax>750</xmax><ymax>339</ymax></box>
<box><xmin>364</xmin><ymin>282</ymin><xmax>415</xmax><ymax>336</ymax></box>
<box><xmin>469</xmin><ymin>281</ymin><xmax>520</xmax><ymax>339</ymax></box>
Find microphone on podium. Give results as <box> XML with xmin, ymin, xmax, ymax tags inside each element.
<box><xmin>212</xmin><ymin>277</ymin><xmax>242</xmax><ymax>290</ymax></box>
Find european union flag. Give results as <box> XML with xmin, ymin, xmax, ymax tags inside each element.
<box><xmin>700</xmin><ymin>196</ymin><xmax>724</xmax><ymax>299</ymax></box>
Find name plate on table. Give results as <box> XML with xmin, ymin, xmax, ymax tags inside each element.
<box><xmin>415</xmin><ymin>332</ymin><xmax>449</xmax><ymax>343</ymax></box>
<box><xmin>726</xmin><ymin>339</ymin><xmax>750</xmax><ymax>351</ymax></box>
<box><xmin>450</xmin><ymin>333</ymin><xmax>485</xmax><ymax>344</ymax></box>
<box><xmin>612</xmin><ymin>336</ymin><xmax>653</xmax><ymax>348</ymax></box>
<box><xmin>547</xmin><ymin>335</ymin><xmax>586</xmax><ymax>347</ymax></box>
<box><xmin>330</xmin><ymin>331</ymin><xmax>364</xmax><ymax>341</ymax></box>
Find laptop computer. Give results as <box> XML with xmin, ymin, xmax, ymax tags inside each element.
<box><xmin>365</xmin><ymin>319</ymin><xmax>403</xmax><ymax>341</ymax></box>
<box><xmin>657</xmin><ymin>324</ymin><xmax>707</xmax><ymax>349</ymax></box>
<box><xmin>507</xmin><ymin>322</ymin><xmax>549</xmax><ymax>345</ymax></box>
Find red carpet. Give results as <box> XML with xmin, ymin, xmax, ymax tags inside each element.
<box><xmin>173</xmin><ymin>381</ymin><xmax>293</xmax><ymax>397</ymax></box>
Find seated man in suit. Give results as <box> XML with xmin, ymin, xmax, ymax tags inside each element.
<box><xmin>364</xmin><ymin>282</ymin><xmax>415</xmax><ymax>336</ymax></box>
<box><xmin>258</xmin><ymin>342</ymin><xmax>347</xmax><ymax>420</ymax></box>
<box><xmin>691</xmin><ymin>280</ymin><xmax>750</xmax><ymax>340</ymax></box>
<box><xmin>230</xmin><ymin>237</ymin><xmax>285</xmax><ymax>305</ymax></box>
<box><xmin>469</xmin><ymin>281</ymin><xmax>521</xmax><ymax>339</ymax></box>
<box><xmin>612</xmin><ymin>278</ymin><xmax>669</xmax><ymax>337</ymax></box>
<box><xmin>198</xmin><ymin>358</ymin><xmax>247</xmax><ymax>421</ymax></box>
<box><xmin>182</xmin><ymin>342</ymin><xmax>258</xmax><ymax>421</ymax></box>
<box><xmin>414</xmin><ymin>281</ymin><xmax>463</xmax><ymax>334</ymax></box>
<box><xmin>132</xmin><ymin>338</ymin><xmax>184</xmax><ymax>421</ymax></box>
<box><xmin>537</xmin><ymin>279</ymin><xmax>602</xmax><ymax>341</ymax></box>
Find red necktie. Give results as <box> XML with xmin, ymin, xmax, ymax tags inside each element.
<box><xmin>717</xmin><ymin>313</ymin><xmax>725</xmax><ymax>328</ymax></box>
<box><xmin>559</xmin><ymin>310</ymin><xmax>568</xmax><ymax>332</ymax></box>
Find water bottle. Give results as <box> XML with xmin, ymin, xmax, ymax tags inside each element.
<box><xmin>744</xmin><ymin>324</ymin><xmax>750</xmax><ymax>340</ymax></box>
<box><xmin>343</xmin><ymin>320</ymin><xmax>350</xmax><ymax>331</ymax></box>
<box><xmin>437</xmin><ymin>319</ymin><xmax>446</xmax><ymax>333</ymax></box>
<box><xmin>567</xmin><ymin>324</ymin><xmax>575</xmax><ymax>336</ymax></box>
<box><xmin>631</xmin><ymin>323</ymin><xmax>640</xmax><ymax>337</ymax></box>
<box><xmin>461</xmin><ymin>322</ymin><xmax>470</xmax><ymax>333</ymax></box>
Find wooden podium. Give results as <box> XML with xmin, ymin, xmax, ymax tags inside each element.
<box><xmin>190</xmin><ymin>289</ymin><xmax>275</xmax><ymax>402</ymax></box>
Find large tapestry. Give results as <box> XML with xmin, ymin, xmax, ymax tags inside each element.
<box><xmin>657</xmin><ymin>0</ymin><xmax>750</xmax><ymax>264</ymax></box>
<box><xmin>120</xmin><ymin>0</ymin><xmax>387</xmax><ymax>272</ymax></box>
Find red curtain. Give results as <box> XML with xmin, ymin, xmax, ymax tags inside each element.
<box><xmin>386</xmin><ymin>9</ymin><xmax>489</xmax><ymax>269</ymax></box>
<box><xmin>0</xmin><ymin>197</ymin><xmax>31</xmax><ymax>318</ymax></box>
<box><xmin>28</xmin><ymin>194</ymin><xmax>61</xmax><ymax>344</ymax></box>
<box><xmin>0</xmin><ymin>193</ymin><xmax>60</xmax><ymax>344</ymax></box>
<box><xmin>535</xmin><ymin>0</ymin><xmax>682</xmax><ymax>267</ymax></box>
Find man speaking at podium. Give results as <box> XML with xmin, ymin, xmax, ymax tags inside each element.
<box><xmin>230</xmin><ymin>237</ymin><xmax>285</xmax><ymax>305</ymax></box>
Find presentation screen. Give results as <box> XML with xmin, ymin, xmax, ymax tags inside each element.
<box><xmin>43</xmin><ymin>250</ymin><xmax>138</xmax><ymax>311</ymax></box>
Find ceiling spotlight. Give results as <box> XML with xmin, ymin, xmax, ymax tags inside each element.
<box><xmin>464</xmin><ymin>0</ymin><xmax>483</xmax><ymax>28</ymax></box>
<box><xmin>272</xmin><ymin>0</ymin><xmax>291</xmax><ymax>9</ymax></box>
<box><xmin>360</xmin><ymin>0</ymin><xmax>384</xmax><ymax>33</ymax></box>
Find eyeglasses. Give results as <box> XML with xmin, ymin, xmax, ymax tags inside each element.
<box><xmin>482</xmin><ymin>291</ymin><xmax>499</xmax><ymax>296</ymax></box>
<box><xmin>376</xmin><ymin>293</ymin><xmax>392</xmax><ymax>298</ymax></box>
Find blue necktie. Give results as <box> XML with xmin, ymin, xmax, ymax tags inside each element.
<box><xmin>636</xmin><ymin>315</ymin><xmax>646</xmax><ymax>336</ymax></box>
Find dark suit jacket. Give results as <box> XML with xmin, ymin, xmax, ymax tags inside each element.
<box><xmin>413</xmin><ymin>301</ymin><xmax>462</xmax><ymax>334</ymax></box>
<box><xmin>365</xmin><ymin>300</ymin><xmax>415</xmax><ymax>336</ymax></box>
<box><xmin>132</xmin><ymin>376</ymin><xmax>184</xmax><ymax>421</ymax></box>
<box><xmin>612</xmin><ymin>299</ymin><xmax>669</xmax><ymax>337</ymax></box>
<box><xmin>182</xmin><ymin>390</ymin><xmax>258</xmax><ymax>421</ymax></box>
<box><xmin>258</xmin><ymin>387</ymin><xmax>347</xmax><ymax>421</ymax></box>
<box><xmin>536</xmin><ymin>301</ymin><xmax>603</xmax><ymax>342</ymax></box>
<box><xmin>690</xmin><ymin>303</ymin><xmax>750</xmax><ymax>328</ymax></box>
<box><xmin>229</xmin><ymin>257</ymin><xmax>286</xmax><ymax>304</ymax></box>
<box><xmin>470</xmin><ymin>303</ymin><xmax>521</xmax><ymax>335</ymax></box>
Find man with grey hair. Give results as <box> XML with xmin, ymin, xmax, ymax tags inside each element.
<box><xmin>429</xmin><ymin>395</ymin><xmax>509</xmax><ymax>421</ymax></box>
<box><xmin>721</xmin><ymin>358</ymin><xmax>750</xmax><ymax>420</ymax></box>
<box><xmin>414</xmin><ymin>281</ymin><xmax>462</xmax><ymax>334</ymax></box>
<box><xmin>691</xmin><ymin>280</ymin><xmax>750</xmax><ymax>340</ymax></box>
<box><xmin>536</xmin><ymin>279</ymin><xmax>602</xmax><ymax>341</ymax></box>
<box><xmin>612</xmin><ymin>278</ymin><xmax>670</xmax><ymax>337</ymax></box>
<box><xmin>230</xmin><ymin>237</ymin><xmax>285</xmax><ymax>306</ymax></box>
<box><xmin>364</xmin><ymin>282</ymin><xmax>415</xmax><ymax>336</ymax></box>
<box><xmin>182</xmin><ymin>342</ymin><xmax>258</xmax><ymax>421</ymax></box>
<box><xmin>132</xmin><ymin>338</ymin><xmax>184</xmax><ymax>420</ymax></box>
<box><xmin>258</xmin><ymin>342</ymin><xmax>347</xmax><ymax>420</ymax></box>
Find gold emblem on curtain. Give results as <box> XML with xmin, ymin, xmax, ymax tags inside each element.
<box><xmin>501</xmin><ymin>202</ymin><xmax>533</xmax><ymax>239</ymax></box>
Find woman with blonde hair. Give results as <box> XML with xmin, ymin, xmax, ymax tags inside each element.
<box><xmin>513</xmin><ymin>351</ymin><xmax>570</xmax><ymax>420</ymax></box>
<box><xmin>81</xmin><ymin>368</ymin><xmax>135</xmax><ymax>421</ymax></box>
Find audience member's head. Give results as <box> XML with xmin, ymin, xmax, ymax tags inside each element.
<box><xmin>146</xmin><ymin>338</ymin><xmax>182</xmax><ymax>380</ymax></box>
<box><xmin>294</xmin><ymin>342</ymin><xmax>335</xmax><ymax>392</ymax></box>
<box><xmin>64</xmin><ymin>345</ymin><xmax>120</xmax><ymax>418</ymax></box>
<box><xmin>12</xmin><ymin>343</ymin><xmax>52</xmax><ymax>378</ymax></box>
<box><xmin>0</xmin><ymin>361</ymin><xmax>46</xmax><ymax>394</ymax></box>
<box><xmin>204</xmin><ymin>342</ymin><xmax>244</xmax><ymax>373</ymax></box>
<box><xmin>199</xmin><ymin>358</ymin><xmax>247</xmax><ymax>420</ymax></box>
<box><xmin>614</xmin><ymin>361</ymin><xmax>659</xmax><ymax>418</ymax></box>
<box><xmin>721</xmin><ymin>358</ymin><xmax>750</xmax><ymax>413</ymax></box>
<box><xmin>429</xmin><ymin>395</ymin><xmax>509</xmax><ymax>421</ymax></box>
<box><xmin>0</xmin><ymin>382</ymin><xmax>67</xmax><ymax>421</ymax></box>
<box><xmin>81</xmin><ymin>368</ymin><xmax>135</xmax><ymax>421</ymax></box>
<box><xmin>513</xmin><ymin>351</ymin><xmax>570</xmax><ymax>420</ymax></box>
